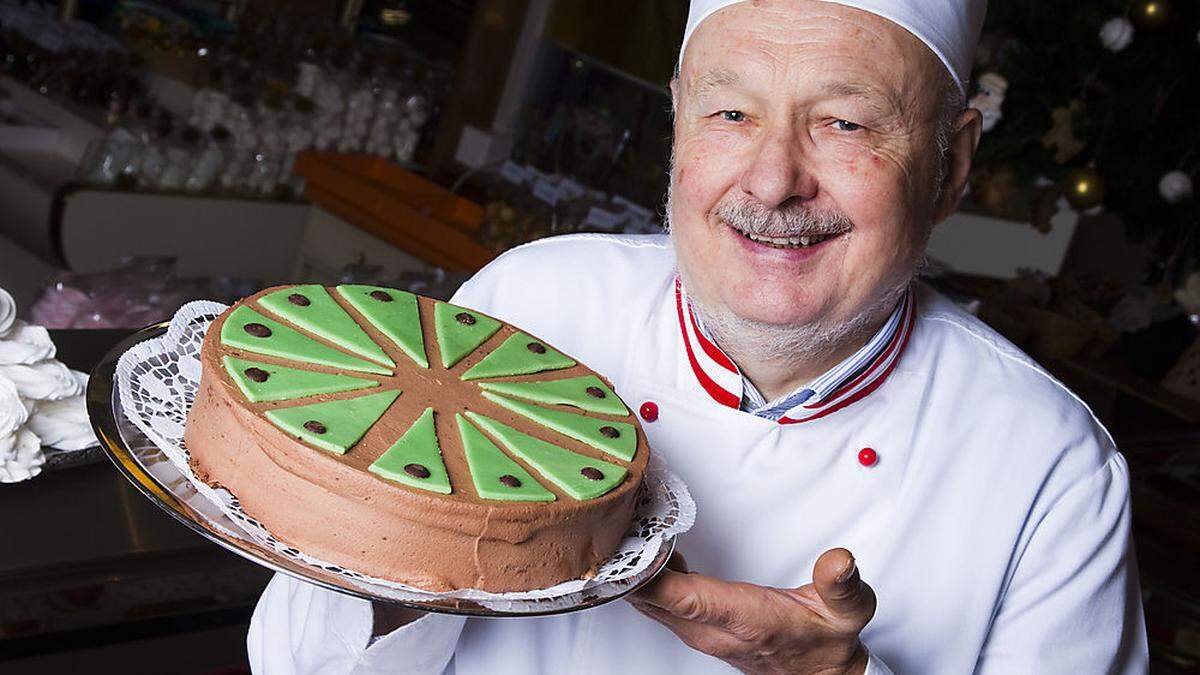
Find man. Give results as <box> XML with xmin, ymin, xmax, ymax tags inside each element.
<box><xmin>249</xmin><ymin>1</ymin><xmax>1148</xmax><ymax>673</ymax></box>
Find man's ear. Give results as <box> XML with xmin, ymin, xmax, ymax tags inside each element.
<box><xmin>932</xmin><ymin>108</ymin><xmax>983</xmax><ymax>225</ymax></box>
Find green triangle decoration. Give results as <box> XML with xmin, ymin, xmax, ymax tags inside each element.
<box><xmin>258</xmin><ymin>285</ymin><xmax>394</xmax><ymax>368</ymax></box>
<box><xmin>464</xmin><ymin>412</ymin><xmax>626</xmax><ymax>501</ymax></box>
<box><xmin>481</xmin><ymin>392</ymin><xmax>637</xmax><ymax>462</ymax></box>
<box><xmin>455</xmin><ymin>414</ymin><xmax>555</xmax><ymax>502</ymax></box>
<box><xmin>368</xmin><ymin>408</ymin><xmax>451</xmax><ymax>494</ymax></box>
<box><xmin>220</xmin><ymin>305</ymin><xmax>391</xmax><ymax>376</ymax></box>
<box><xmin>433</xmin><ymin>302</ymin><xmax>501</xmax><ymax>368</ymax></box>
<box><xmin>478</xmin><ymin>375</ymin><xmax>629</xmax><ymax>416</ymax></box>
<box><xmin>265</xmin><ymin>390</ymin><xmax>400</xmax><ymax>455</ymax></box>
<box><xmin>222</xmin><ymin>356</ymin><xmax>379</xmax><ymax>403</ymax></box>
<box><xmin>460</xmin><ymin>332</ymin><xmax>575</xmax><ymax>381</ymax></box>
<box><xmin>336</xmin><ymin>285</ymin><xmax>428</xmax><ymax>368</ymax></box>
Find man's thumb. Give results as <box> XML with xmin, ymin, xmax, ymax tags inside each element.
<box><xmin>812</xmin><ymin>548</ymin><xmax>876</xmax><ymax>627</ymax></box>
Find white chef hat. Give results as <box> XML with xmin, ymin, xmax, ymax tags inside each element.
<box><xmin>679</xmin><ymin>0</ymin><xmax>988</xmax><ymax>96</ymax></box>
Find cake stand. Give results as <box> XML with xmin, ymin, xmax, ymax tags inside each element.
<box><xmin>87</xmin><ymin>323</ymin><xmax>675</xmax><ymax>617</ymax></box>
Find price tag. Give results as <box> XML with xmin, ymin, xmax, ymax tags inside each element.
<box><xmin>582</xmin><ymin>207</ymin><xmax>622</xmax><ymax>231</ymax></box>
<box><xmin>558</xmin><ymin>177</ymin><xmax>587</xmax><ymax>201</ymax></box>
<box><xmin>532</xmin><ymin>178</ymin><xmax>561</xmax><ymax>205</ymax></box>
<box><xmin>499</xmin><ymin>160</ymin><xmax>529</xmax><ymax>185</ymax></box>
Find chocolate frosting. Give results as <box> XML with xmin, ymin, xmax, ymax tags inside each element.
<box><xmin>185</xmin><ymin>286</ymin><xmax>648</xmax><ymax>592</ymax></box>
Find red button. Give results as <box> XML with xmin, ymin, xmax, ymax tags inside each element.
<box><xmin>858</xmin><ymin>447</ymin><xmax>878</xmax><ymax>467</ymax></box>
<box><xmin>639</xmin><ymin>401</ymin><xmax>659</xmax><ymax>422</ymax></box>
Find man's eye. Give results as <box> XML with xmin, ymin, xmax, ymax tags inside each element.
<box><xmin>717</xmin><ymin>110</ymin><xmax>745</xmax><ymax>122</ymax></box>
<box><xmin>834</xmin><ymin>119</ymin><xmax>863</xmax><ymax>132</ymax></box>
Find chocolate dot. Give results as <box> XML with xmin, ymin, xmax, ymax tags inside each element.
<box><xmin>287</xmin><ymin>293</ymin><xmax>310</xmax><ymax>306</ymax></box>
<box><xmin>303</xmin><ymin>420</ymin><xmax>327</xmax><ymax>434</ymax></box>
<box><xmin>244</xmin><ymin>367</ymin><xmax>270</xmax><ymax>382</ymax></box>
<box><xmin>499</xmin><ymin>474</ymin><xmax>522</xmax><ymax>488</ymax></box>
<box><xmin>404</xmin><ymin>463</ymin><xmax>431</xmax><ymax>479</ymax></box>
<box><xmin>586</xmin><ymin>386</ymin><xmax>607</xmax><ymax>399</ymax></box>
<box><xmin>526</xmin><ymin>342</ymin><xmax>547</xmax><ymax>354</ymax></box>
<box><xmin>370</xmin><ymin>290</ymin><xmax>393</xmax><ymax>302</ymax></box>
<box><xmin>580</xmin><ymin>467</ymin><xmax>604</xmax><ymax>480</ymax></box>
<box><xmin>455</xmin><ymin>312</ymin><xmax>476</xmax><ymax>325</ymax></box>
<box><xmin>599</xmin><ymin>426</ymin><xmax>620</xmax><ymax>439</ymax></box>
<box><xmin>243</xmin><ymin>322</ymin><xmax>272</xmax><ymax>338</ymax></box>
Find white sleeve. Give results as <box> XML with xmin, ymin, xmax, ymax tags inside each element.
<box><xmin>248</xmin><ymin>573</ymin><xmax>467</xmax><ymax>675</ymax></box>
<box><xmin>976</xmin><ymin>453</ymin><xmax>1148</xmax><ymax>674</ymax></box>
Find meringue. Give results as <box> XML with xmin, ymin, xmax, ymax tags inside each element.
<box><xmin>0</xmin><ymin>321</ymin><xmax>57</xmax><ymax>365</ymax></box>
<box><xmin>0</xmin><ymin>360</ymin><xmax>84</xmax><ymax>401</ymax></box>
<box><xmin>0</xmin><ymin>288</ymin><xmax>14</xmax><ymax>338</ymax></box>
<box><xmin>0</xmin><ymin>376</ymin><xmax>28</xmax><ymax>437</ymax></box>
<box><xmin>0</xmin><ymin>286</ymin><xmax>98</xmax><ymax>483</ymax></box>
<box><xmin>27</xmin><ymin>394</ymin><xmax>93</xmax><ymax>451</ymax></box>
<box><xmin>0</xmin><ymin>427</ymin><xmax>44</xmax><ymax>483</ymax></box>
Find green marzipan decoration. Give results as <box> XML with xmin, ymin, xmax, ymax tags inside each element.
<box><xmin>478</xmin><ymin>375</ymin><xmax>629</xmax><ymax>416</ymax></box>
<box><xmin>368</xmin><ymin>408</ymin><xmax>451</xmax><ymax>494</ymax></box>
<box><xmin>481</xmin><ymin>392</ymin><xmax>637</xmax><ymax>462</ymax></box>
<box><xmin>459</xmin><ymin>332</ymin><xmax>576</xmax><ymax>381</ymax></box>
<box><xmin>336</xmin><ymin>285</ymin><xmax>428</xmax><ymax>368</ymax></box>
<box><xmin>433</xmin><ymin>302</ymin><xmax>501</xmax><ymax>369</ymax></box>
<box><xmin>265</xmin><ymin>390</ymin><xmax>400</xmax><ymax>455</ymax></box>
<box><xmin>222</xmin><ymin>356</ymin><xmax>379</xmax><ymax>403</ymax></box>
<box><xmin>220</xmin><ymin>305</ymin><xmax>391</xmax><ymax>376</ymax></box>
<box><xmin>259</xmin><ymin>285</ymin><xmax>394</xmax><ymax>369</ymax></box>
<box><xmin>465</xmin><ymin>412</ymin><xmax>626</xmax><ymax>501</ymax></box>
<box><xmin>455</xmin><ymin>414</ymin><xmax>555</xmax><ymax>502</ymax></box>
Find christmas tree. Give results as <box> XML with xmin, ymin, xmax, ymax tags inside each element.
<box><xmin>970</xmin><ymin>0</ymin><xmax>1198</xmax><ymax>269</ymax></box>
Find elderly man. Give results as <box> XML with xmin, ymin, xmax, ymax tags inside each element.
<box><xmin>248</xmin><ymin>0</ymin><xmax>1148</xmax><ymax>673</ymax></box>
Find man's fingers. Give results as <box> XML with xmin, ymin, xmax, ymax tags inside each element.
<box><xmin>812</xmin><ymin>548</ymin><xmax>877</xmax><ymax>629</ymax></box>
<box><xmin>629</xmin><ymin>599</ymin><xmax>749</xmax><ymax>660</ymax></box>
<box><xmin>631</xmin><ymin>568</ymin><xmax>738</xmax><ymax>625</ymax></box>
<box><xmin>667</xmin><ymin>550</ymin><xmax>690</xmax><ymax>574</ymax></box>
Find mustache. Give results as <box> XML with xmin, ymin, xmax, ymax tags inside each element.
<box><xmin>715</xmin><ymin>197</ymin><xmax>853</xmax><ymax>239</ymax></box>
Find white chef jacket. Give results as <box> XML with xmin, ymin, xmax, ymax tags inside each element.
<box><xmin>249</xmin><ymin>233</ymin><xmax>1148</xmax><ymax>675</ymax></box>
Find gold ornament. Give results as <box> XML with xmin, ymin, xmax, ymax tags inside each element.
<box><xmin>1131</xmin><ymin>0</ymin><xmax>1172</xmax><ymax>30</ymax></box>
<box><xmin>1041</xmin><ymin>100</ymin><xmax>1086</xmax><ymax>165</ymax></box>
<box><xmin>1062</xmin><ymin>166</ymin><xmax>1106</xmax><ymax>210</ymax></box>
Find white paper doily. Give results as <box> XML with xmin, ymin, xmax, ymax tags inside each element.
<box><xmin>114</xmin><ymin>300</ymin><xmax>695</xmax><ymax>606</ymax></box>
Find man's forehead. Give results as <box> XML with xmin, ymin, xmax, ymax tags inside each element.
<box><xmin>686</xmin><ymin>64</ymin><xmax>906</xmax><ymax>117</ymax></box>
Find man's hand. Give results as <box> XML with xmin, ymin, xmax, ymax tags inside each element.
<box><xmin>627</xmin><ymin>548</ymin><xmax>876</xmax><ymax>675</ymax></box>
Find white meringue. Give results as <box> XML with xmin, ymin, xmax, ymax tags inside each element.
<box><xmin>27</xmin><ymin>394</ymin><xmax>95</xmax><ymax>451</ymax></box>
<box><xmin>0</xmin><ymin>287</ymin><xmax>14</xmax><ymax>338</ymax></box>
<box><xmin>0</xmin><ymin>376</ymin><xmax>28</xmax><ymax>437</ymax></box>
<box><xmin>0</xmin><ymin>427</ymin><xmax>44</xmax><ymax>483</ymax></box>
<box><xmin>0</xmin><ymin>321</ymin><xmax>57</xmax><ymax>365</ymax></box>
<box><xmin>0</xmin><ymin>360</ymin><xmax>84</xmax><ymax>401</ymax></box>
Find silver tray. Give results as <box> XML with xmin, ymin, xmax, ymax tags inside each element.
<box><xmin>87</xmin><ymin>322</ymin><xmax>674</xmax><ymax>617</ymax></box>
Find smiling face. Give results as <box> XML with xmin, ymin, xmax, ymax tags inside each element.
<box><xmin>669</xmin><ymin>0</ymin><xmax>972</xmax><ymax>367</ymax></box>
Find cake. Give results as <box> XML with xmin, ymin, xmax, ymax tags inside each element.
<box><xmin>184</xmin><ymin>284</ymin><xmax>648</xmax><ymax>592</ymax></box>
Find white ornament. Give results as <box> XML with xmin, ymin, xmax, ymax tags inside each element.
<box><xmin>968</xmin><ymin>72</ymin><xmax>1008</xmax><ymax>133</ymax></box>
<box><xmin>1159</xmin><ymin>170</ymin><xmax>1194</xmax><ymax>203</ymax></box>
<box><xmin>1099</xmin><ymin>18</ymin><xmax>1134</xmax><ymax>52</ymax></box>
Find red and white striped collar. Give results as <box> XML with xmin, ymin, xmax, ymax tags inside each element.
<box><xmin>673</xmin><ymin>277</ymin><xmax>916</xmax><ymax>425</ymax></box>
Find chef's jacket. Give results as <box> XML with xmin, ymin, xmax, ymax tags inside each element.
<box><xmin>248</xmin><ymin>233</ymin><xmax>1148</xmax><ymax>675</ymax></box>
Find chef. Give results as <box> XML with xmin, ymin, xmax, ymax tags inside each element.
<box><xmin>249</xmin><ymin>0</ymin><xmax>1148</xmax><ymax>672</ymax></box>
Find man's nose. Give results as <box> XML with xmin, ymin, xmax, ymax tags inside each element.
<box><xmin>738</xmin><ymin>125</ymin><xmax>818</xmax><ymax>208</ymax></box>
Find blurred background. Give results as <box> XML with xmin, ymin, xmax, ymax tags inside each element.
<box><xmin>0</xmin><ymin>0</ymin><xmax>1198</xmax><ymax>672</ymax></box>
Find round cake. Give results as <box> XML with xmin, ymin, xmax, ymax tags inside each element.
<box><xmin>185</xmin><ymin>284</ymin><xmax>648</xmax><ymax>592</ymax></box>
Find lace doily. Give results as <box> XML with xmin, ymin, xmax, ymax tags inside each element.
<box><xmin>115</xmin><ymin>300</ymin><xmax>695</xmax><ymax>606</ymax></box>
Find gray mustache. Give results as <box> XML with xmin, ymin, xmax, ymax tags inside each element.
<box><xmin>716</xmin><ymin>199</ymin><xmax>853</xmax><ymax>238</ymax></box>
